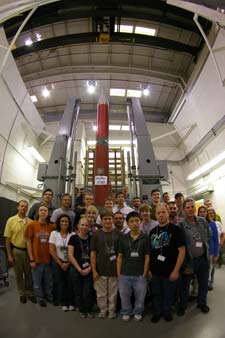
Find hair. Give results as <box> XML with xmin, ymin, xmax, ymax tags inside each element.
<box><xmin>168</xmin><ymin>201</ymin><xmax>176</xmax><ymax>206</ymax></box>
<box><xmin>100</xmin><ymin>209</ymin><xmax>114</xmax><ymax>220</ymax></box>
<box><xmin>116</xmin><ymin>191</ymin><xmax>125</xmax><ymax>198</ymax></box>
<box><xmin>139</xmin><ymin>204</ymin><xmax>151</xmax><ymax>213</ymax></box>
<box><xmin>206</xmin><ymin>207</ymin><xmax>216</xmax><ymax>221</ymax></box>
<box><xmin>175</xmin><ymin>192</ymin><xmax>184</xmax><ymax>199</ymax></box>
<box><xmin>55</xmin><ymin>214</ymin><xmax>72</xmax><ymax>233</ymax></box>
<box><xmin>155</xmin><ymin>202</ymin><xmax>169</xmax><ymax>212</ymax></box>
<box><xmin>84</xmin><ymin>192</ymin><xmax>94</xmax><ymax>199</ymax></box>
<box><xmin>183</xmin><ymin>198</ymin><xmax>195</xmax><ymax>209</ymax></box>
<box><xmin>105</xmin><ymin>197</ymin><xmax>114</xmax><ymax>203</ymax></box>
<box><xmin>42</xmin><ymin>188</ymin><xmax>53</xmax><ymax>196</ymax></box>
<box><xmin>133</xmin><ymin>196</ymin><xmax>141</xmax><ymax>201</ymax></box>
<box><xmin>17</xmin><ymin>200</ymin><xmax>28</xmax><ymax>207</ymax></box>
<box><xmin>163</xmin><ymin>192</ymin><xmax>169</xmax><ymax>197</ymax></box>
<box><xmin>197</xmin><ymin>205</ymin><xmax>207</xmax><ymax>216</ymax></box>
<box><xmin>35</xmin><ymin>204</ymin><xmax>49</xmax><ymax>221</ymax></box>
<box><xmin>126</xmin><ymin>211</ymin><xmax>141</xmax><ymax>223</ymax></box>
<box><xmin>204</xmin><ymin>199</ymin><xmax>211</xmax><ymax>204</ymax></box>
<box><xmin>61</xmin><ymin>193</ymin><xmax>71</xmax><ymax>199</ymax></box>
<box><xmin>85</xmin><ymin>205</ymin><xmax>98</xmax><ymax>216</ymax></box>
<box><xmin>113</xmin><ymin>211</ymin><xmax>123</xmax><ymax>218</ymax></box>
<box><xmin>78</xmin><ymin>216</ymin><xmax>88</xmax><ymax>227</ymax></box>
<box><xmin>151</xmin><ymin>188</ymin><xmax>160</xmax><ymax>196</ymax></box>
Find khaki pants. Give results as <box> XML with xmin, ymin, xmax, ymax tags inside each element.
<box><xmin>13</xmin><ymin>248</ymin><xmax>33</xmax><ymax>296</ymax></box>
<box><xmin>94</xmin><ymin>276</ymin><xmax>118</xmax><ymax>315</ymax></box>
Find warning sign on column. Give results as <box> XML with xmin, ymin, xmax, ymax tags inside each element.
<box><xmin>95</xmin><ymin>176</ymin><xmax>108</xmax><ymax>185</ymax></box>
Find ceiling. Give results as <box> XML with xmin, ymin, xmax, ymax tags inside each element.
<box><xmin>2</xmin><ymin>0</ymin><xmax>212</xmax><ymax>129</ymax></box>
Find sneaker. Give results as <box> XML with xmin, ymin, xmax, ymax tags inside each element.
<box><xmin>177</xmin><ymin>308</ymin><xmax>185</xmax><ymax>316</ymax></box>
<box><xmin>108</xmin><ymin>312</ymin><xmax>116</xmax><ymax>319</ymax></box>
<box><xmin>197</xmin><ymin>304</ymin><xmax>210</xmax><ymax>313</ymax></box>
<box><xmin>208</xmin><ymin>285</ymin><xmax>213</xmax><ymax>291</ymax></box>
<box><xmin>87</xmin><ymin>312</ymin><xmax>94</xmax><ymax>319</ymax></box>
<box><xmin>28</xmin><ymin>296</ymin><xmax>37</xmax><ymax>304</ymax></box>
<box><xmin>80</xmin><ymin>312</ymin><xmax>87</xmax><ymax>319</ymax></box>
<box><xmin>39</xmin><ymin>300</ymin><xmax>47</xmax><ymax>307</ymax></box>
<box><xmin>122</xmin><ymin>315</ymin><xmax>130</xmax><ymax>322</ymax></box>
<box><xmin>164</xmin><ymin>313</ymin><xmax>173</xmax><ymax>322</ymax></box>
<box><xmin>68</xmin><ymin>305</ymin><xmax>75</xmax><ymax>311</ymax></box>
<box><xmin>62</xmin><ymin>306</ymin><xmax>69</xmax><ymax>311</ymax></box>
<box><xmin>19</xmin><ymin>295</ymin><xmax>27</xmax><ymax>304</ymax></box>
<box><xmin>151</xmin><ymin>314</ymin><xmax>162</xmax><ymax>323</ymax></box>
<box><xmin>134</xmin><ymin>314</ymin><xmax>143</xmax><ymax>322</ymax></box>
<box><xmin>98</xmin><ymin>312</ymin><xmax>107</xmax><ymax>319</ymax></box>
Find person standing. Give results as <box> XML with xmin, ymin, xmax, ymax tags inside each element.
<box><xmin>4</xmin><ymin>200</ymin><xmax>36</xmax><ymax>304</ymax></box>
<box><xmin>28</xmin><ymin>189</ymin><xmax>56</xmax><ymax>220</ymax></box>
<box><xmin>150</xmin><ymin>189</ymin><xmax>161</xmax><ymax>220</ymax></box>
<box><xmin>140</xmin><ymin>204</ymin><xmax>158</xmax><ymax>235</ymax></box>
<box><xmin>50</xmin><ymin>194</ymin><xmax>75</xmax><ymax>226</ymax></box>
<box><xmin>117</xmin><ymin>211</ymin><xmax>149</xmax><ymax>322</ymax></box>
<box><xmin>26</xmin><ymin>205</ymin><xmax>55</xmax><ymax>307</ymax></box>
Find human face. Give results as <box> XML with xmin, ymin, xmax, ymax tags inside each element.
<box><xmin>163</xmin><ymin>193</ymin><xmax>170</xmax><ymax>204</ymax></box>
<box><xmin>175</xmin><ymin>196</ymin><xmax>184</xmax><ymax>208</ymax></box>
<box><xmin>113</xmin><ymin>213</ymin><xmax>124</xmax><ymax>230</ymax></box>
<box><xmin>38</xmin><ymin>206</ymin><xmax>49</xmax><ymax>220</ymax></box>
<box><xmin>168</xmin><ymin>203</ymin><xmax>177</xmax><ymax>218</ymax></box>
<box><xmin>128</xmin><ymin>217</ymin><xmax>141</xmax><ymax>233</ymax></box>
<box><xmin>102</xmin><ymin>216</ymin><xmax>113</xmax><ymax>231</ymax></box>
<box><xmin>60</xmin><ymin>216</ymin><xmax>69</xmax><ymax>232</ymax></box>
<box><xmin>86</xmin><ymin>211</ymin><xmax>97</xmax><ymax>224</ymax></box>
<box><xmin>198</xmin><ymin>207</ymin><xmax>207</xmax><ymax>219</ymax></box>
<box><xmin>207</xmin><ymin>209</ymin><xmax>215</xmax><ymax>221</ymax></box>
<box><xmin>117</xmin><ymin>194</ymin><xmax>125</xmax><ymax>206</ymax></box>
<box><xmin>140</xmin><ymin>210</ymin><xmax>150</xmax><ymax>222</ymax></box>
<box><xmin>17</xmin><ymin>201</ymin><xmax>28</xmax><ymax>216</ymax></box>
<box><xmin>152</xmin><ymin>191</ymin><xmax>160</xmax><ymax>204</ymax></box>
<box><xmin>78</xmin><ymin>218</ymin><xmax>89</xmax><ymax>235</ymax></box>
<box><xmin>62</xmin><ymin>195</ymin><xmax>71</xmax><ymax>209</ymax></box>
<box><xmin>133</xmin><ymin>198</ymin><xmax>141</xmax><ymax>209</ymax></box>
<box><xmin>183</xmin><ymin>201</ymin><xmax>196</xmax><ymax>218</ymax></box>
<box><xmin>156</xmin><ymin>205</ymin><xmax>169</xmax><ymax>226</ymax></box>
<box><xmin>204</xmin><ymin>200</ymin><xmax>212</xmax><ymax>209</ymax></box>
<box><xmin>42</xmin><ymin>191</ymin><xmax>53</xmax><ymax>203</ymax></box>
<box><xmin>84</xmin><ymin>195</ymin><xmax>94</xmax><ymax>207</ymax></box>
<box><xmin>105</xmin><ymin>200</ymin><xmax>113</xmax><ymax>210</ymax></box>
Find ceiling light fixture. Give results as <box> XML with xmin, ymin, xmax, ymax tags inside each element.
<box><xmin>115</xmin><ymin>24</ymin><xmax>133</xmax><ymax>33</ymax></box>
<box><xmin>93</xmin><ymin>125</ymin><xmax>97</xmax><ymax>131</ymax></box>
<box><xmin>36</xmin><ymin>33</ymin><xmax>42</xmax><ymax>41</ymax></box>
<box><xmin>87</xmin><ymin>80</ymin><xmax>97</xmax><ymax>94</ymax></box>
<box><xmin>26</xmin><ymin>146</ymin><xmax>45</xmax><ymax>162</ymax></box>
<box><xmin>42</xmin><ymin>87</ymin><xmax>50</xmax><ymax>97</ymax></box>
<box><xmin>135</xmin><ymin>26</ymin><xmax>156</xmax><ymax>36</ymax></box>
<box><xmin>31</xmin><ymin>95</ymin><xmax>38</xmax><ymax>103</ymax></box>
<box><xmin>25</xmin><ymin>38</ymin><xmax>33</xmax><ymax>46</ymax></box>
<box><xmin>110</xmin><ymin>88</ymin><xmax>126</xmax><ymax>97</ymax></box>
<box><xmin>127</xmin><ymin>89</ymin><xmax>142</xmax><ymax>98</ymax></box>
<box><xmin>143</xmin><ymin>87</ymin><xmax>150</xmax><ymax>96</ymax></box>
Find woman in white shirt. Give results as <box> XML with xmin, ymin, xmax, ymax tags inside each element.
<box><xmin>49</xmin><ymin>214</ymin><xmax>75</xmax><ymax>311</ymax></box>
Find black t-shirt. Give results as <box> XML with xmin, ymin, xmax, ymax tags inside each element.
<box><xmin>149</xmin><ymin>223</ymin><xmax>185</xmax><ymax>277</ymax></box>
<box><xmin>90</xmin><ymin>229</ymin><xmax>120</xmax><ymax>277</ymax></box>
<box><xmin>68</xmin><ymin>234</ymin><xmax>91</xmax><ymax>270</ymax></box>
<box><xmin>118</xmin><ymin>233</ymin><xmax>149</xmax><ymax>276</ymax></box>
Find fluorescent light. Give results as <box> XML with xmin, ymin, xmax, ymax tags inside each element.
<box><xmin>93</xmin><ymin>125</ymin><xmax>97</xmax><ymax>131</ymax></box>
<box><xmin>26</xmin><ymin>146</ymin><xmax>45</xmax><ymax>162</ymax></box>
<box><xmin>115</xmin><ymin>24</ymin><xmax>133</xmax><ymax>33</ymax></box>
<box><xmin>25</xmin><ymin>38</ymin><xmax>33</xmax><ymax>46</ymax></box>
<box><xmin>42</xmin><ymin>87</ymin><xmax>50</xmax><ymax>97</ymax></box>
<box><xmin>135</xmin><ymin>26</ymin><xmax>156</xmax><ymax>36</ymax></box>
<box><xmin>121</xmin><ymin>125</ymin><xmax>130</xmax><ymax>131</ymax></box>
<box><xmin>187</xmin><ymin>150</ymin><xmax>225</xmax><ymax>180</ymax></box>
<box><xmin>110</xmin><ymin>88</ymin><xmax>126</xmax><ymax>97</ymax></box>
<box><xmin>143</xmin><ymin>88</ymin><xmax>150</xmax><ymax>96</ymax></box>
<box><xmin>127</xmin><ymin>89</ymin><xmax>142</xmax><ymax>98</ymax></box>
<box><xmin>109</xmin><ymin>125</ymin><xmax>121</xmax><ymax>131</ymax></box>
<box><xmin>31</xmin><ymin>95</ymin><xmax>38</xmax><ymax>103</ymax></box>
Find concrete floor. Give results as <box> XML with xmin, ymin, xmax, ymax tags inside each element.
<box><xmin>1</xmin><ymin>269</ymin><xmax>225</xmax><ymax>338</ymax></box>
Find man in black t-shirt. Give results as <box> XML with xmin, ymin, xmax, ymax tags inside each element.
<box><xmin>149</xmin><ymin>203</ymin><xmax>185</xmax><ymax>323</ymax></box>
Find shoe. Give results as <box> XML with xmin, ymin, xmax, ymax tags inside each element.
<box><xmin>177</xmin><ymin>308</ymin><xmax>185</xmax><ymax>316</ymax></box>
<box><xmin>62</xmin><ymin>306</ymin><xmax>69</xmax><ymax>311</ymax></box>
<box><xmin>39</xmin><ymin>300</ymin><xmax>47</xmax><ymax>307</ymax></box>
<box><xmin>188</xmin><ymin>295</ymin><xmax>197</xmax><ymax>302</ymax></box>
<box><xmin>164</xmin><ymin>313</ymin><xmax>173</xmax><ymax>322</ymax></box>
<box><xmin>108</xmin><ymin>312</ymin><xmax>116</xmax><ymax>319</ymax></box>
<box><xmin>68</xmin><ymin>305</ymin><xmax>75</xmax><ymax>311</ymax></box>
<box><xmin>134</xmin><ymin>314</ymin><xmax>142</xmax><ymax>322</ymax></box>
<box><xmin>19</xmin><ymin>296</ymin><xmax>27</xmax><ymax>304</ymax></box>
<box><xmin>122</xmin><ymin>315</ymin><xmax>130</xmax><ymax>322</ymax></box>
<box><xmin>98</xmin><ymin>312</ymin><xmax>107</xmax><ymax>319</ymax></box>
<box><xmin>151</xmin><ymin>314</ymin><xmax>162</xmax><ymax>323</ymax></box>
<box><xmin>80</xmin><ymin>312</ymin><xmax>87</xmax><ymax>319</ymax></box>
<box><xmin>208</xmin><ymin>285</ymin><xmax>214</xmax><ymax>291</ymax></box>
<box><xmin>197</xmin><ymin>304</ymin><xmax>210</xmax><ymax>313</ymax></box>
<box><xmin>87</xmin><ymin>312</ymin><xmax>94</xmax><ymax>318</ymax></box>
<box><xmin>28</xmin><ymin>296</ymin><xmax>37</xmax><ymax>304</ymax></box>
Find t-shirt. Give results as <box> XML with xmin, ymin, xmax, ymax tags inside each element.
<box><xmin>25</xmin><ymin>221</ymin><xmax>55</xmax><ymax>264</ymax></box>
<box><xmin>141</xmin><ymin>220</ymin><xmax>158</xmax><ymax>235</ymax></box>
<box><xmin>68</xmin><ymin>234</ymin><xmax>91</xmax><ymax>270</ymax></box>
<box><xmin>149</xmin><ymin>223</ymin><xmax>185</xmax><ymax>277</ymax></box>
<box><xmin>90</xmin><ymin>229</ymin><xmax>120</xmax><ymax>276</ymax></box>
<box><xmin>50</xmin><ymin>208</ymin><xmax>75</xmax><ymax>224</ymax></box>
<box><xmin>4</xmin><ymin>215</ymin><xmax>31</xmax><ymax>249</ymax></box>
<box><xmin>118</xmin><ymin>233</ymin><xmax>149</xmax><ymax>276</ymax></box>
<box><xmin>49</xmin><ymin>231</ymin><xmax>75</xmax><ymax>261</ymax></box>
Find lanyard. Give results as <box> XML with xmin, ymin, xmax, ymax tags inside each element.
<box><xmin>103</xmin><ymin>231</ymin><xmax>114</xmax><ymax>250</ymax></box>
<box><xmin>129</xmin><ymin>236</ymin><xmax>141</xmax><ymax>253</ymax></box>
<box><xmin>78</xmin><ymin>236</ymin><xmax>89</xmax><ymax>253</ymax></box>
<box><xmin>61</xmin><ymin>233</ymin><xmax>69</xmax><ymax>248</ymax></box>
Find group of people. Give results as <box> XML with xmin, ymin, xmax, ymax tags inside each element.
<box><xmin>3</xmin><ymin>187</ymin><xmax>224</xmax><ymax>323</ymax></box>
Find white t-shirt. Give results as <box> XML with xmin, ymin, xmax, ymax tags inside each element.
<box><xmin>49</xmin><ymin>230</ymin><xmax>75</xmax><ymax>261</ymax></box>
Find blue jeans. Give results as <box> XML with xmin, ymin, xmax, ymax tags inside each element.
<box><xmin>151</xmin><ymin>275</ymin><xmax>177</xmax><ymax>316</ymax></box>
<box><xmin>179</xmin><ymin>256</ymin><xmax>209</xmax><ymax>309</ymax></box>
<box><xmin>118</xmin><ymin>275</ymin><xmax>147</xmax><ymax>315</ymax></box>
<box><xmin>52</xmin><ymin>261</ymin><xmax>73</xmax><ymax>306</ymax></box>
<box><xmin>32</xmin><ymin>263</ymin><xmax>53</xmax><ymax>302</ymax></box>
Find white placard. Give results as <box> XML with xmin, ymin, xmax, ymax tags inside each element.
<box><xmin>95</xmin><ymin>176</ymin><xmax>108</xmax><ymax>185</ymax></box>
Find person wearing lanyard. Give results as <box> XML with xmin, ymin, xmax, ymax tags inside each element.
<box><xmin>26</xmin><ymin>204</ymin><xmax>55</xmax><ymax>307</ymax></box>
<box><xmin>149</xmin><ymin>203</ymin><xmax>185</xmax><ymax>323</ymax></box>
<box><xmin>68</xmin><ymin>217</ymin><xmax>93</xmax><ymax>318</ymax></box>
<box><xmin>117</xmin><ymin>211</ymin><xmax>149</xmax><ymax>322</ymax></box>
<box><xmin>49</xmin><ymin>214</ymin><xmax>75</xmax><ymax>311</ymax></box>
<box><xmin>90</xmin><ymin>210</ymin><xmax>120</xmax><ymax>319</ymax></box>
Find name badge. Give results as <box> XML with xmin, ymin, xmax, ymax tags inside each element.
<box><xmin>157</xmin><ymin>255</ymin><xmax>166</xmax><ymax>262</ymax></box>
<box><xmin>82</xmin><ymin>262</ymin><xmax>89</xmax><ymax>268</ymax></box>
<box><xmin>196</xmin><ymin>241</ymin><xmax>203</xmax><ymax>248</ymax></box>
<box><xmin>40</xmin><ymin>238</ymin><xmax>47</xmax><ymax>243</ymax></box>
<box><xmin>110</xmin><ymin>255</ymin><xmax>116</xmax><ymax>261</ymax></box>
<box><xmin>130</xmin><ymin>252</ymin><xmax>139</xmax><ymax>258</ymax></box>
